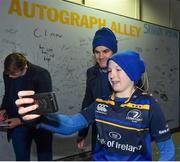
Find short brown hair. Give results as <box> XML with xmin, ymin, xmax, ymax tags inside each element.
<box><xmin>4</xmin><ymin>52</ymin><xmax>27</xmax><ymax>74</ymax></box>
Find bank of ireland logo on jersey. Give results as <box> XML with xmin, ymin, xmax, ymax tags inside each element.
<box><xmin>126</xmin><ymin>109</ymin><xmax>142</xmax><ymax>122</ymax></box>
<box><xmin>96</xmin><ymin>104</ymin><xmax>108</xmax><ymax>114</ymax></box>
<box><xmin>109</xmin><ymin>132</ymin><xmax>121</xmax><ymax>140</ymax></box>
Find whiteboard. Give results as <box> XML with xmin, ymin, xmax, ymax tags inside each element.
<box><xmin>0</xmin><ymin>0</ymin><xmax>179</xmax><ymax>160</ymax></box>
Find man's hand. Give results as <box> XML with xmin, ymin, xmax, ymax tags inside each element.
<box><xmin>0</xmin><ymin>109</ymin><xmax>6</xmax><ymax>121</ymax></box>
<box><xmin>77</xmin><ymin>135</ymin><xmax>85</xmax><ymax>151</ymax></box>
<box><xmin>16</xmin><ymin>90</ymin><xmax>40</xmax><ymax>120</ymax></box>
<box><xmin>6</xmin><ymin>118</ymin><xmax>21</xmax><ymax>129</ymax></box>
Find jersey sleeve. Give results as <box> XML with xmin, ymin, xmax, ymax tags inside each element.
<box><xmin>149</xmin><ymin>97</ymin><xmax>171</xmax><ymax>142</ymax></box>
<box><xmin>80</xmin><ymin>102</ymin><xmax>96</xmax><ymax>125</ymax></box>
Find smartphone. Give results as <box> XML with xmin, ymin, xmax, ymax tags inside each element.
<box><xmin>0</xmin><ymin>121</ymin><xmax>9</xmax><ymax>132</ymax></box>
<box><xmin>0</xmin><ymin>121</ymin><xmax>9</xmax><ymax>127</ymax></box>
<box><xmin>27</xmin><ymin>92</ymin><xmax>59</xmax><ymax>115</ymax></box>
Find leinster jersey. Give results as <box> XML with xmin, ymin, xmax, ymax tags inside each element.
<box><xmin>80</xmin><ymin>89</ymin><xmax>171</xmax><ymax>161</ymax></box>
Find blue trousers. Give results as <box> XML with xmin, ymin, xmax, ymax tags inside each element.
<box><xmin>9</xmin><ymin>125</ymin><xmax>53</xmax><ymax>161</ymax></box>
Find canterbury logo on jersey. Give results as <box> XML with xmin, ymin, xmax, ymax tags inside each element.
<box><xmin>96</xmin><ymin>104</ymin><xmax>108</xmax><ymax>114</ymax></box>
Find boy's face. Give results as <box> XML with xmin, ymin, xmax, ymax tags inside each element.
<box><xmin>94</xmin><ymin>46</ymin><xmax>113</xmax><ymax>68</ymax></box>
<box><xmin>108</xmin><ymin>60</ymin><xmax>134</xmax><ymax>95</ymax></box>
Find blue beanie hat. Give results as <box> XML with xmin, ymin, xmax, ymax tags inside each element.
<box><xmin>92</xmin><ymin>27</ymin><xmax>117</xmax><ymax>53</ymax></box>
<box><xmin>109</xmin><ymin>49</ymin><xmax>145</xmax><ymax>84</ymax></box>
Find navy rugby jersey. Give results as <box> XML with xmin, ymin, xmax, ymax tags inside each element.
<box><xmin>80</xmin><ymin>89</ymin><xmax>171</xmax><ymax>161</ymax></box>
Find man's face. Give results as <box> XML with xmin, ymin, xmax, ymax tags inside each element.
<box><xmin>8</xmin><ymin>66</ymin><xmax>27</xmax><ymax>79</ymax></box>
<box><xmin>94</xmin><ymin>46</ymin><xmax>113</xmax><ymax>68</ymax></box>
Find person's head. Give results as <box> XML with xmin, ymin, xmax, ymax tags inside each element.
<box><xmin>4</xmin><ymin>52</ymin><xmax>28</xmax><ymax>79</ymax></box>
<box><xmin>108</xmin><ymin>50</ymin><xmax>145</xmax><ymax>96</ymax></box>
<box><xmin>92</xmin><ymin>27</ymin><xmax>117</xmax><ymax>68</ymax></box>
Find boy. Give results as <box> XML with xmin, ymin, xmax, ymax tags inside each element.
<box><xmin>16</xmin><ymin>50</ymin><xmax>175</xmax><ymax>161</ymax></box>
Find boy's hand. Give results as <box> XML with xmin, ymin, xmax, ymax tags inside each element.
<box><xmin>16</xmin><ymin>90</ymin><xmax>40</xmax><ymax>120</ymax></box>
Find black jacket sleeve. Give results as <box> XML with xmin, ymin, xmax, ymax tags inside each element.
<box><xmin>78</xmin><ymin>68</ymin><xmax>94</xmax><ymax>137</ymax></box>
<box><xmin>1</xmin><ymin>73</ymin><xmax>9</xmax><ymax>110</ymax></box>
<box><xmin>35</xmin><ymin>69</ymin><xmax>52</xmax><ymax>93</ymax></box>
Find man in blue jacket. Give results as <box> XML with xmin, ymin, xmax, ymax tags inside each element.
<box><xmin>0</xmin><ymin>53</ymin><xmax>53</xmax><ymax>161</ymax></box>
